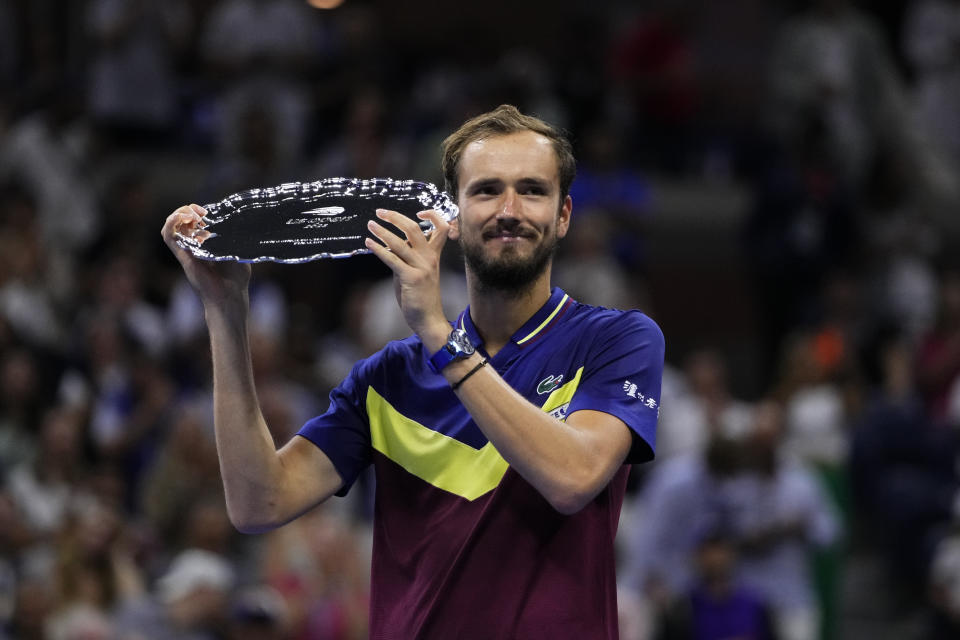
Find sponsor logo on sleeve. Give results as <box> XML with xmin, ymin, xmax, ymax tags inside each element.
<box><xmin>623</xmin><ymin>380</ymin><xmax>657</xmax><ymax>410</ymax></box>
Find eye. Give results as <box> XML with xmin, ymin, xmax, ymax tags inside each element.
<box><xmin>470</xmin><ymin>183</ymin><xmax>500</xmax><ymax>197</ymax></box>
<box><xmin>520</xmin><ymin>185</ymin><xmax>547</xmax><ymax>196</ymax></box>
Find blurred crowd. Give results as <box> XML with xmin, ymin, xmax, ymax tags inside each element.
<box><xmin>2</xmin><ymin>0</ymin><xmax>960</xmax><ymax>638</ymax></box>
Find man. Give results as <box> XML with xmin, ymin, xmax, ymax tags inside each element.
<box><xmin>161</xmin><ymin>105</ymin><xmax>664</xmax><ymax>639</ymax></box>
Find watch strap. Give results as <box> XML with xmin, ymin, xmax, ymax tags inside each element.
<box><xmin>428</xmin><ymin>328</ymin><xmax>474</xmax><ymax>373</ymax></box>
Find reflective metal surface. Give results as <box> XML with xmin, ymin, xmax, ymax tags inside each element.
<box><xmin>175</xmin><ymin>178</ymin><xmax>459</xmax><ymax>263</ymax></box>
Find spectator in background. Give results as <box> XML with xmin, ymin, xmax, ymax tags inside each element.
<box><xmin>5</xmin><ymin>406</ymin><xmax>90</xmax><ymax>544</ymax></box>
<box><xmin>179</xmin><ymin>497</ymin><xmax>237</xmax><ymax>561</ymax></box>
<box><xmin>312</xmin><ymin>85</ymin><xmax>410</xmax><ymax>180</ymax></box>
<box><xmin>0</xmin><ymin>490</ymin><xmax>32</xmax><ymax>635</ymax></box>
<box><xmin>773</xmin><ymin>331</ymin><xmax>850</xmax><ymax>473</ymax></box>
<box><xmin>249</xmin><ymin>327</ymin><xmax>323</xmax><ymax>445</ymax></box>
<box><xmin>852</xmin><ymin>327</ymin><xmax>960</xmax><ymax>597</ymax></box>
<box><xmin>44</xmin><ymin>604</ymin><xmax>114</xmax><ymax>640</ymax></box>
<box><xmin>771</xmin><ymin>327</ymin><xmax>851</xmax><ymax>640</ymax></box>
<box><xmin>489</xmin><ymin>48</ymin><xmax>568</xmax><ymax>133</ymax></box>
<box><xmin>742</xmin><ymin>110</ymin><xmax>860</xmax><ymax>381</ymax></box>
<box><xmin>655</xmin><ymin>527</ymin><xmax>777</xmax><ymax>640</ymax></box>
<box><xmin>114</xmin><ymin>548</ymin><xmax>235</xmax><ymax>640</ymax></box>
<box><xmin>90</xmin><ymin>253</ymin><xmax>169</xmax><ymax>359</ymax></box>
<box><xmin>0</xmin><ymin>347</ymin><xmax>43</xmax><ymax>473</ymax></box>
<box><xmin>7</xmin><ymin>573</ymin><xmax>54</xmax><ymax>640</ymax></box>
<box><xmin>553</xmin><ymin>9</ymin><xmax>611</xmax><ymax>134</ymax></box>
<box><xmin>258</xmin><ymin>507</ymin><xmax>369</xmax><ymax>639</ymax></box>
<box><xmin>0</xmin><ymin>93</ymin><xmax>100</xmax><ymax>258</ymax></box>
<box><xmin>917</xmin><ymin>269</ymin><xmax>960</xmax><ymax>423</ymax></box>
<box><xmin>167</xmin><ymin>272</ymin><xmax>288</xmax><ymax>353</ymax></box>
<box><xmin>625</xmin><ymin>428</ymin><xmax>743</xmax><ymax>612</ymax></box>
<box><xmin>86</xmin><ymin>169</ymin><xmax>169</xmax><ymax>268</ymax></box>
<box><xmin>84</xmin><ymin>0</ymin><xmax>192</xmax><ymax>148</ymax></box>
<box><xmin>72</xmin><ymin>308</ymin><xmax>168</xmax><ymax>508</ymax></box>
<box><xmin>725</xmin><ymin>400</ymin><xmax>841</xmax><ymax>640</ymax></box>
<box><xmin>655</xmin><ymin>348</ymin><xmax>753</xmax><ymax>460</ymax></box>
<box><xmin>903</xmin><ymin>0</ymin><xmax>960</xmax><ymax>168</ymax></box>
<box><xmin>766</xmin><ymin>0</ymin><xmax>911</xmax><ymax>190</ymax></box>
<box><xmin>607</xmin><ymin>1</ymin><xmax>701</xmax><ymax>174</ymax></box>
<box><xmin>227</xmin><ymin>585</ymin><xmax>291</xmax><ymax>640</ymax></box>
<box><xmin>141</xmin><ymin>402</ymin><xmax>223</xmax><ymax>546</ymax></box>
<box><xmin>0</xmin><ymin>182</ymin><xmax>68</xmax><ymax>351</ymax></box>
<box><xmin>314</xmin><ymin>284</ymin><xmax>381</xmax><ymax>395</ymax></box>
<box><xmin>45</xmin><ymin>498</ymin><xmax>144</xmax><ymax>639</ymax></box>
<box><xmin>928</xmin><ymin>522</ymin><xmax>960</xmax><ymax>639</ymax></box>
<box><xmin>566</xmin><ymin>118</ymin><xmax>652</xmax><ymax>278</ymax></box>
<box><xmin>861</xmin><ymin>152</ymin><xmax>941</xmax><ymax>344</ymax></box>
<box><xmin>201</xmin><ymin>0</ymin><xmax>320</xmax><ymax>165</ymax></box>
<box><xmin>553</xmin><ymin>213</ymin><xmax>637</xmax><ymax>311</ymax></box>
<box><xmin>200</xmin><ymin>102</ymin><xmax>299</xmax><ymax>203</ymax></box>
<box><xmin>358</xmin><ymin>260</ymin><xmax>469</xmax><ymax>349</ymax></box>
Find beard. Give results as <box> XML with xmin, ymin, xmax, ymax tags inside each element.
<box><xmin>460</xmin><ymin>224</ymin><xmax>559</xmax><ymax>296</ymax></box>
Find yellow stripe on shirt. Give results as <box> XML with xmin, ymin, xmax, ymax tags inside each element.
<box><xmin>367</xmin><ymin>388</ymin><xmax>509</xmax><ymax>501</ymax></box>
<box><xmin>516</xmin><ymin>294</ymin><xmax>569</xmax><ymax>344</ymax></box>
<box><xmin>366</xmin><ymin>363</ymin><xmax>584</xmax><ymax>500</ymax></box>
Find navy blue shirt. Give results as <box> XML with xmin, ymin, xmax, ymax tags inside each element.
<box><xmin>297</xmin><ymin>287</ymin><xmax>665</xmax><ymax>639</ymax></box>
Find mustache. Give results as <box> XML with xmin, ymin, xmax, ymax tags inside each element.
<box><xmin>481</xmin><ymin>220</ymin><xmax>537</xmax><ymax>239</ymax></box>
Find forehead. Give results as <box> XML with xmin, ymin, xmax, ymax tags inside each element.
<box><xmin>458</xmin><ymin>131</ymin><xmax>559</xmax><ymax>185</ymax></box>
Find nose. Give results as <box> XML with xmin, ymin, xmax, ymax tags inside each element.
<box><xmin>498</xmin><ymin>188</ymin><xmax>520</xmax><ymax>218</ymax></box>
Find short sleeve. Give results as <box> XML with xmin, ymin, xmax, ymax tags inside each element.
<box><xmin>566</xmin><ymin>311</ymin><xmax>664</xmax><ymax>463</ymax></box>
<box><xmin>297</xmin><ymin>359</ymin><xmax>373</xmax><ymax>496</ymax></box>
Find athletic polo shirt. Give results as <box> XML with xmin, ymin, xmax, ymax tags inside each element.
<box><xmin>298</xmin><ymin>287</ymin><xmax>664</xmax><ymax>639</ymax></box>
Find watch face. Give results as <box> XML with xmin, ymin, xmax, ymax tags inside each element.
<box><xmin>428</xmin><ymin>328</ymin><xmax>475</xmax><ymax>373</ymax></box>
<box><xmin>450</xmin><ymin>329</ymin><xmax>475</xmax><ymax>356</ymax></box>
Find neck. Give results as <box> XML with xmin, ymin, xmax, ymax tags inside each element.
<box><xmin>466</xmin><ymin>268</ymin><xmax>554</xmax><ymax>357</ymax></box>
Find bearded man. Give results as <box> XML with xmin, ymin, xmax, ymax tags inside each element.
<box><xmin>161</xmin><ymin>104</ymin><xmax>664</xmax><ymax>639</ymax></box>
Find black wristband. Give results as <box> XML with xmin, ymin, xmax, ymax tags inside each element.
<box><xmin>451</xmin><ymin>357</ymin><xmax>488</xmax><ymax>391</ymax></box>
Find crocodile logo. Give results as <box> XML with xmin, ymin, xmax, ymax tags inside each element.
<box><xmin>537</xmin><ymin>374</ymin><xmax>563</xmax><ymax>395</ymax></box>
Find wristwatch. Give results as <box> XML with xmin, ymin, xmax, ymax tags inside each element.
<box><xmin>428</xmin><ymin>328</ymin><xmax>476</xmax><ymax>373</ymax></box>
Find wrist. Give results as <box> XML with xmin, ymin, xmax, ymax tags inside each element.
<box><xmin>449</xmin><ymin>354</ymin><xmax>488</xmax><ymax>391</ymax></box>
<box><xmin>203</xmin><ymin>298</ymin><xmax>249</xmax><ymax>331</ymax></box>
<box><xmin>420</xmin><ymin>318</ymin><xmax>456</xmax><ymax>354</ymax></box>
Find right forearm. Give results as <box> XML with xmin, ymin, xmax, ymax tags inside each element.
<box><xmin>205</xmin><ymin>304</ymin><xmax>288</xmax><ymax>532</ymax></box>
<box><xmin>162</xmin><ymin>205</ymin><xmax>305</xmax><ymax>531</ymax></box>
<box><xmin>162</xmin><ymin>205</ymin><xmax>342</xmax><ymax>531</ymax></box>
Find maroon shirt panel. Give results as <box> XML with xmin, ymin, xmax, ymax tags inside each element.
<box><xmin>368</xmin><ymin>452</ymin><xmax>630</xmax><ymax>639</ymax></box>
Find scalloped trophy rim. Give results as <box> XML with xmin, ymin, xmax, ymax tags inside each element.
<box><xmin>175</xmin><ymin>177</ymin><xmax>459</xmax><ymax>264</ymax></box>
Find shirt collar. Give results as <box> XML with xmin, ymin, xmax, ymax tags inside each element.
<box><xmin>456</xmin><ymin>287</ymin><xmax>572</xmax><ymax>350</ymax></box>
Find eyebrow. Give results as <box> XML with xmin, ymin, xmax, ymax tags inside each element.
<box><xmin>516</xmin><ymin>177</ymin><xmax>552</xmax><ymax>191</ymax></box>
<box><xmin>465</xmin><ymin>177</ymin><xmax>553</xmax><ymax>192</ymax></box>
<box><xmin>466</xmin><ymin>178</ymin><xmax>503</xmax><ymax>192</ymax></box>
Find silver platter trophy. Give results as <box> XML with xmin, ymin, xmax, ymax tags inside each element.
<box><xmin>175</xmin><ymin>178</ymin><xmax>459</xmax><ymax>263</ymax></box>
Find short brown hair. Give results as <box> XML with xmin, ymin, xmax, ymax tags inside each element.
<box><xmin>440</xmin><ymin>104</ymin><xmax>576</xmax><ymax>201</ymax></box>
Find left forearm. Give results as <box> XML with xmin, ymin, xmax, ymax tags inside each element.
<box><xmin>440</xmin><ymin>352</ymin><xmax>629</xmax><ymax>514</ymax></box>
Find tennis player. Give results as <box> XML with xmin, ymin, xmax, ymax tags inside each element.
<box><xmin>161</xmin><ymin>104</ymin><xmax>664</xmax><ymax>639</ymax></box>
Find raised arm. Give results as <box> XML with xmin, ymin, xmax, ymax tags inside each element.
<box><xmin>161</xmin><ymin>205</ymin><xmax>343</xmax><ymax>532</ymax></box>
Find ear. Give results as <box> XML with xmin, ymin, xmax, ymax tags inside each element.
<box><xmin>447</xmin><ymin>214</ymin><xmax>460</xmax><ymax>241</ymax></box>
<box><xmin>556</xmin><ymin>195</ymin><xmax>572</xmax><ymax>239</ymax></box>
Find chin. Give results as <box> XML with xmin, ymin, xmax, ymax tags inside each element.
<box><xmin>462</xmin><ymin>231</ymin><xmax>558</xmax><ymax>293</ymax></box>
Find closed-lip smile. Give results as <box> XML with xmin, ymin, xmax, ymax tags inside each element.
<box><xmin>483</xmin><ymin>227</ymin><xmax>534</xmax><ymax>242</ymax></box>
